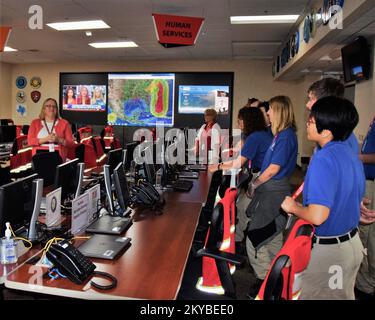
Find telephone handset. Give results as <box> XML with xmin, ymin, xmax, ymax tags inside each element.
<box><xmin>46</xmin><ymin>240</ymin><xmax>96</xmax><ymax>284</ymax></box>
<box><xmin>140</xmin><ymin>180</ymin><xmax>161</xmax><ymax>202</ymax></box>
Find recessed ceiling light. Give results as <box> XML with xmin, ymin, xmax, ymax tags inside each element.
<box><xmin>85</xmin><ymin>31</ymin><xmax>92</xmax><ymax>37</ymax></box>
<box><xmin>46</xmin><ymin>20</ymin><xmax>110</xmax><ymax>31</ymax></box>
<box><xmin>3</xmin><ymin>46</ymin><xmax>18</xmax><ymax>52</ymax></box>
<box><xmin>88</xmin><ymin>41</ymin><xmax>138</xmax><ymax>48</ymax></box>
<box><xmin>230</xmin><ymin>15</ymin><xmax>299</xmax><ymax>24</ymax></box>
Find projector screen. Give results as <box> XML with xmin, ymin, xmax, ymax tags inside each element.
<box><xmin>107</xmin><ymin>73</ymin><xmax>175</xmax><ymax>127</ymax></box>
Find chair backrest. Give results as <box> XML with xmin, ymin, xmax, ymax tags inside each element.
<box><xmin>256</xmin><ymin>218</ymin><xmax>314</xmax><ymax>300</ymax></box>
<box><xmin>196</xmin><ymin>187</ymin><xmax>237</xmax><ymax>297</ymax></box>
<box><xmin>31</xmin><ymin>151</ymin><xmax>63</xmax><ymax>187</ymax></box>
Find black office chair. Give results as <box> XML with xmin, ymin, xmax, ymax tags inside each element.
<box><xmin>31</xmin><ymin>151</ymin><xmax>63</xmax><ymax>186</ymax></box>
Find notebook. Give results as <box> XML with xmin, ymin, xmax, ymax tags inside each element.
<box><xmin>78</xmin><ymin>234</ymin><xmax>131</xmax><ymax>260</ymax></box>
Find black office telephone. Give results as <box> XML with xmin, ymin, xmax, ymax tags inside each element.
<box><xmin>46</xmin><ymin>239</ymin><xmax>96</xmax><ymax>284</ymax></box>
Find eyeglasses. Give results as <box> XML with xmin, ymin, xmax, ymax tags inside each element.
<box><xmin>306</xmin><ymin>118</ymin><xmax>316</xmax><ymax>126</ymax></box>
<box><xmin>44</xmin><ymin>104</ymin><xmax>57</xmax><ymax>108</ymax></box>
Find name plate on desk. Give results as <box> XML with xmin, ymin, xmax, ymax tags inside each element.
<box><xmin>46</xmin><ymin>187</ymin><xmax>62</xmax><ymax>227</ymax></box>
<box><xmin>71</xmin><ymin>193</ymin><xmax>89</xmax><ymax>235</ymax></box>
<box><xmin>85</xmin><ymin>183</ymin><xmax>100</xmax><ymax>224</ymax></box>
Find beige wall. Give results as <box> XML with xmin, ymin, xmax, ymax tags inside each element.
<box><xmin>354</xmin><ymin>36</ymin><xmax>375</xmax><ymax>145</ymax></box>
<box><xmin>0</xmin><ymin>62</ymin><xmax>12</xmax><ymax>119</ymax></box>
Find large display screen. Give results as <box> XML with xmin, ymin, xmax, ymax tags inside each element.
<box><xmin>62</xmin><ymin>85</ymin><xmax>106</xmax><ymax>112</ymax></box>
<box><xmin>178</xmin><ymin>85</ymin><xmax>229</xmax><ymax>115</ymax></box>
<box><xmin>107</xmin><ymin>73</ymin><xmax>175</xmax><ymax>127</ymax></box>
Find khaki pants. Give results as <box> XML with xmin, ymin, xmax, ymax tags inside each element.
<box><xmin>356</xmin><ymin>179</ymin><xmax>375</xmax><ymax>294</ymax></box>
<box><xmin>235</xmin><ymin>189</ymin><xmax>251</xmax><ymax>242</ymax></box>
<box><xmin>300</xmin><ymin>233</ymin><xmax>364</xmax><ymax>300</ymax></box>
<box><xmin>246</xmin><ymin>232</ymin><xmax>283</xmax><ymax>280</ymax></box>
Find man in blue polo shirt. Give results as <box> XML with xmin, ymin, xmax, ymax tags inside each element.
<box><xmin>306</xmin><ymin>77</ymin><xmax>359</xmax><ymax>154</ymax></box>
<box><xmin>356</xmin><ymin>115</ymin><xmax>375</xmax><ymax>299</ymax></box>
<box><xmin>282</xmin><ymin>97</ymin><xmax>365</xmax><ymax>300</ymax></box>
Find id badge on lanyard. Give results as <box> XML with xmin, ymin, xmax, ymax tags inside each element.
<box><xmin>44</xmin><ymin>119</ymin><xmax>56</xmax><ymax>152</ymax></box>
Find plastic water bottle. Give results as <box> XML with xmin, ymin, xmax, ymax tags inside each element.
<box><xmin>0</xmin><ymin>222</ymin><xmax>18</xmax><ymax>264</ymax></box>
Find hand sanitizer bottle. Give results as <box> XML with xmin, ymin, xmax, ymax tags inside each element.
<box><xmin>0</xmin><ymin>222</ymin><xmax>18</xmax><ymax>264</ymax></box>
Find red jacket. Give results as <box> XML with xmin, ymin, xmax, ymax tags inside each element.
<box><xmin>28</xmin><ymin>118</ymin><xmax>74</xmax><ymax>161</ymax></box>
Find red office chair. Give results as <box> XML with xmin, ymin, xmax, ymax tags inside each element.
<box><xmin>77</xmin><ymin>126</ymin><xmax>93</xmax><ymax>143</ymax></box>
<box><xmin>256</xmin><ymin>218</ymin><xmax>314</xmax><ymax>300</ymax></box>
<box><xmin>195</xmin><ymin>187</ymin><xmax>243</xmax><ymax>298</ymax></box>
<box><xmin>81</xmin><ymin>136</ymin><xmax>107</xmax><ymax>168</ymax></box>
<box><xmin>9</xmin><ymin>136</ymin><xmax>33</xmax><ymax>174</ymax></box>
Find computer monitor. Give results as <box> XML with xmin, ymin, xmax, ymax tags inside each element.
<box><xmin>107</xmin><ymin>148</ymin><xmax>123</xmax><ymax>175</ymax></box>
<box><xmin>54</xmin><ymin>158</ymin><xmax>84</xmax><ymax>203</ymax></box>
<box><xmin>0</xmin><ymin>125</ymin><xmax>16</xmax><ymax>143</ymax></box>
<box><xmin>113</xmin><ymin>162</ymin><xmax>131</xmax><ymax>216</ymax></box>
<box><xmin>0</xmin><ymin>174</ymin><xmax>41</xmax><ymax>236</ymax></box>
<box><xmin>124</xmin><ymin>142</ymin><xmax>138</xmax><ymax>172</ymax></box>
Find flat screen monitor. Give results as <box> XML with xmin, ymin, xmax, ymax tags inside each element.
<box><xmin>60</xmin><ymin>73</ymin><xmax>108</xmax><ymax>125</ymax></box>
<box><xmin>107</xmin><ymin>148</ymin><xmax>123</xmax><ymax>175</ymax></box>
<box><xmin>107</xmin><ymin>73</ymin><xmax>175</xmax><ymax>127</ymax></box>
<box><xmin>124</xmin><ymin>142</ymin><xmax>138</xmax><ymax>172</ymax></box>
<box><xmin>113</xmin><ymin>162</ymin><xmax>130</xmax><ymax>214</ymax></box>
<box><xmin>341</xmin><ymin>36</ymin><xmax>371</xmax><ymax>82</ymax></box>
<box><xmin>54</xmin><ymin>158</ymin><xmax>81</xmax><ymax>202</ymax></box>
<box><xmin>0</xmin><ymin>174</ymin><xmax>38</xmax><ymax>235</ymax></box>
<box><xmin>178</xmin><ymin>85</ymin><xmax>230</xmax><ymax>115</ymax></box>
<box><xmin>0</xmin><ymin>125</ymin><xmax>16</xmax><ymax>143</ymax></box>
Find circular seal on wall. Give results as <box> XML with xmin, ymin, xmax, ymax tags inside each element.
<box><xmin>16</xmin><ymin>76</ymin><xmax>27</xmax><ymax>89</ymax></box>
<box><xmin>30</xmin><ymin>76</ymin><xmax>42</xmax><ymax>89</ymax></box>
<box><xmin>16</xmin><ymin>91</ymin><xmax>26</xmax><ymax>103</ymax></box>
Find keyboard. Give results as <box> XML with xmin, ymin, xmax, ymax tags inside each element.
<box><xmin>172</xmin><ymin>179</ymin><xmax>193</xmax><ymax>192</ymax></box>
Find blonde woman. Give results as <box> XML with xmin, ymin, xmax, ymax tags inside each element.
<box><xmin>245</xmin><ymin>95</ymin><xmax>298</xmax><ymax>298</ymax></box>
<box><xmin>28</xmin><ymin>98</ymin><xmax>74</xmax><ymax>161</ymax></box>
<box><xmin>92</xmin><ymin>87</ymin><xmax>105</xmax><ymax>106</ymax></box>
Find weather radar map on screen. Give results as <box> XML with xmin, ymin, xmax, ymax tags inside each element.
<box><xmin>62</xmin><ymin>85</ymin><xmax>106</xmax><ymax>112</ymax></box>
<box><xmin>107</xmin><ymin>73</ymin><xmax>175</xmax><ymax>127</ymax></box>
<box><xmin>178</xmin><ymin>85</ymin><xmax>229</xmax><ymax>114</ymax></box>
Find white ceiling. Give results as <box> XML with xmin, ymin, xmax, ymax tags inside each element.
<box><xmin>0</xmin><ymin>0</ymin><xmax>311</xmax><ymax>63</ymax></box>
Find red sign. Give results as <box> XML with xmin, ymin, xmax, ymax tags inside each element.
<box><xmin>0</xmin><ymin>26</ymin><xmax>11</xmax><ymax>52</ymax></box>
<box><xmin>152</xmin><ymin>14</ymin><xmax>204</xmax><ymax>48</ymax></box>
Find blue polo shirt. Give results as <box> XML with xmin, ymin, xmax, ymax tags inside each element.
<box><xmin>241</xmin><ymin>130</ymin><xmax>273</xmax><ymax>170</ymax></box>
<box><xmin>362</xmin><ymin>119</ymin><xmax>375</xmax><ymax>179</ymax></box>
<box><xmin>261</xmin><ymin>127</ymin><xmax>298</xmax><ymax>179</ymax></box>
<box><xmin>346</xmin><ymin>132</ymin><xmax>359</xmax><ymax>155</ymax></box>
<box><xmin>303</xmin><ymin>141</ymin><xmax>365</xmax><ymax>236</ymax></box>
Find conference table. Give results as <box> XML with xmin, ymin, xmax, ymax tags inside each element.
<box><xmin>3</xmin><ymin>171</ymin><xmax>212</xmax><ymax>300</ymax></box>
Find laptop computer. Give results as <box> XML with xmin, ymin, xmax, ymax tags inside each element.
<box><xmin>86</xmin><ymin>214</ymin><xmax>132</xmax><ymax>235</ymax></box>
<box><xmin>78</xmin><ymin>234</ymin><xmax>131</xmax><ymax>260</ymax></box>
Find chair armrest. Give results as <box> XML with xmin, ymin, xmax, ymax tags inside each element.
<box><xmin>196</xmin><ymin>248</ymin><xmax>244</xmax><ymax>266</ymax></box>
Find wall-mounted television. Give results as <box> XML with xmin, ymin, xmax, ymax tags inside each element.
<box><xmin>60</xmin><ymin>73</ymin><xmax>108</xmax><ymax>125</ymax></box>
<box><xmin>341</xmin><ymin>36</ymin><xmax>371</xmax><ymax>83</ymax></box>
<box><xmin>178</xmin><ymin>85</ymin><xmax>230</xmax><ymax>115</ymax></box>
<box><xmin>107</xmin><ymin>73</ymin><xmax>175</xmax><ymax>127</ymax></box>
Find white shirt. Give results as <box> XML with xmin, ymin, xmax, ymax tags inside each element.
<box><xmin>37</xmin><ymin>119</ymin><xmax>59</xmax><ymax>147</ymax></box>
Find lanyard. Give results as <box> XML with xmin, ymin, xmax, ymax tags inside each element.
<box><xmin>43</xmin><ymin>119</ymin><xmax>56</xmax><ymax>135</ymax></box>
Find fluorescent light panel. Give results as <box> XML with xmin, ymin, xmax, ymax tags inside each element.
<box><xmin>230</xmin><ymin>15</ymin><xmax>299</xmax><ymax>24</ymax></box>
<box><xmin>4</xmin><ymin>46</ymin><xmax>17</xmax><ymax>52</ymax></box>
<box><xmin>89</xmin><ymin>41</ymin><xmax>138</xmax><ymax>48</ymax></box>
<box><xmin>47</xmin><ymin>20</ymin><xmax>110</xmax><ymax>31</ymax></box>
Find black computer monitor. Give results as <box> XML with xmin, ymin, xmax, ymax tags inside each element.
<box><xmin>113</xmin><ymin>162</ymin><xmax>131</xmax><ymax>216</ymax></box>
<box><xmin>0</xmin><ymin>125</ymin><xmax>16</xmax><ymax>143</ymax></box>
<box><xmin>107</xmin><ymin>148</ymin><xmax>123</xmax><ymax>175</ymax></box>
<box><xmin>124</xmin><ymin>142</ymin><xmax>138</xmax><ymax>172</ymax></box>
<box><xmin>0</xmin><ymin>173</ymin><xmax>38</xmax><ymax>235</ymax></box>
<box><xmin>54</xmin><ymin>158</ymin><xmax>84</xmax><ymax>203</ymax></box>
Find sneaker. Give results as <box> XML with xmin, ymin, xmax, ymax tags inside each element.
<box><xmin>246</xmin><ymin>278</ymin><xmax>264</xmax><ymax>300</ymax></box>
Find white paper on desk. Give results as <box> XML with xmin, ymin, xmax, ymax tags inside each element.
<box><xmin>85</xmin><ymin>183</ymin><xmax>100</xmax><ymax>224</ymax></box>
<box><xmin>45</xmin><ymin>187</ymin><xmax>62</xmax><ymax>227</ymax></box>
<box><xmin>71</xmin><ymin>193</ymin><xmax>89</xmax><ymax>235</ymax></box>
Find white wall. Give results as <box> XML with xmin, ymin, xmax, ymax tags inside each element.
<box><xmin>0</xmin><ymin>62</ymin><xmax>12</xmax><ymax>119</ymax></box>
